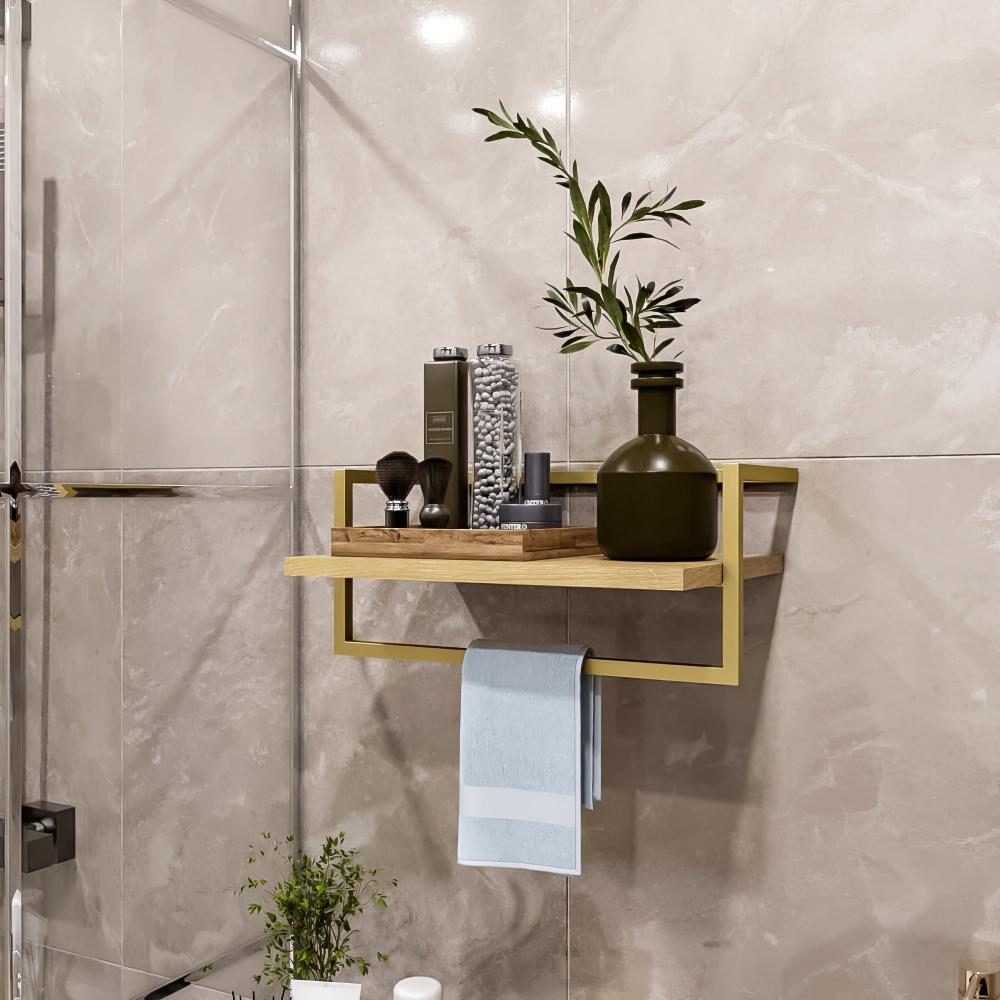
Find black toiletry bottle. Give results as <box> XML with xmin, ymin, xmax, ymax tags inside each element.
<box><xmin>424</xmin><ymin>347</ymin><xmax>469</xmax><ymax>528</ymax></box>
<box><xmin>499</xmin><ymin>452</ymin><xmax>563</xmax><ymax>529</ymax></box>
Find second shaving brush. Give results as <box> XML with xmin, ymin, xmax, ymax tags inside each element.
<box><xmin>375</xmin><ymin>451</ymin><xmax>418</xmax><ymax>528</ymax></box>
<box><xmin>417</xmin><ymin>458</ymin><xmax>453</xmax><ymax>528</ymax></box>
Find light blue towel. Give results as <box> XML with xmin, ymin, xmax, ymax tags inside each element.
<box><xmin>458</xmin><ymin>641</ymin><xmax>602</xmax><ymax>876</ymax></box>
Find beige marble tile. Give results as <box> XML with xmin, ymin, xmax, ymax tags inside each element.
<box><xmin>299</xmin><ymin>468</ymin><xmax>568</xmax><ymax>1000</ymax></box>
<box><xmin>23</xmin><ymin>945</ymin><xmax>162</xmax><ymax>1000</ymax></box>
<box><xmin>122</xmin><ymin>0</ymin><xmax>291</xmax><ymax>470</ymax></box>
<box><xmin>23</xmin><ymin>0</ymin><xmax>123</xmax><ymax>473</ymax></box>
<box><xmin>568</xmin><ymin>457</ymin><xmax>1000</xmax><ymax>999</ymax></box>
<box><xmin>121</xmin><ymin>491</ymin><xmax>292</xmax><ymax>977</ymax></box>
<box><xmin>121</xmin><ymin>965</ymin><xmax>168</xmax><ymax>1000</ymax></box>
<box><xmin>302</xmin><ymin>0</ymin><xmax>569</xmax><ymax>467</ymax></box>
<box><xmin>182</xmin><ymin>0</ymin><xmax>291</xmax><ymax>45</ymax></box>
<box><xmin>21</xmin><ymin>494</ymin><xmax>123</xmax><ymax>965</ymax></box>
<box><xmin>567</xmin><ymin>0</ymin><xmax>1000</xmax><ymax>462</ymax></box>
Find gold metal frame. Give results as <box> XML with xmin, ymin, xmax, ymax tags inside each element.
<box><xmin>331</xmin><ymin>463</ymin><xmax>796</xmax><ymax>686</ymax></box>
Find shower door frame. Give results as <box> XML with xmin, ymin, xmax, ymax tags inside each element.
<box><xmin>1</xmin><ymin>1</ymin><xmax>304</xmax><ymax>996</ymax></box>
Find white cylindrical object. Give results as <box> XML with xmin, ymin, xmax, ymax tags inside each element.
<box><xmin>393</xmin><ymin>976</ymin><xmax>443</xmax><ymax>1000</ymax></box>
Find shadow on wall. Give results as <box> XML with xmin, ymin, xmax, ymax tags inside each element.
<box><xmin>321</xmin><ymin>476</ymin><xmax>795</xmax><ymax>997</ymax></box>
<box><xmin>560</xmin><ymin>484</ymin><xmax>796</xmax><ymax>996</ymax></box>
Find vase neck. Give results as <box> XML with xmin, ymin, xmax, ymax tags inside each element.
<box><xmin>637</xmin><ymin>385</ymin><xmax>676</xmax><ymax>435</ymax></box>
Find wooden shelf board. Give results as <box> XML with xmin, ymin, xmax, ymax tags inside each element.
<box><xmin>284</xmin><ymin>551</ymin><xmax>783</xmax><ymax>592</ymax></box>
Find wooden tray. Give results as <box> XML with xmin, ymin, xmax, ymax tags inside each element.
<box><xmin>331</xmin><ymin>526</ymin><xmax>600</xmax><ymax>561</ymax></box>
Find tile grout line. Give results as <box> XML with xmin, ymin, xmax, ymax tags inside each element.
<box><xmin>295</xmin><ymin>451</ymin><xmax>1000</xmax><ymax>470</ymax></box>
<box><xmin>119</xmin><ymin>0</ymin><xmax>127</xmax><ymax>971</ymax></box>
<box><xmin>564</xmin><ymin>4</ymin><xmax>572</xmax><ymax>998</ymax></box>
<box><xmin>563</xmin><ymin>0</ymin><xmax>572</xmax><ymax>473</ymax></box>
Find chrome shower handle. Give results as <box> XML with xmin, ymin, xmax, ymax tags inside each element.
<box><xmin>961</xmin><ymin>966</ymin><xmax>1000</xmax><ymax>999</ymax></box>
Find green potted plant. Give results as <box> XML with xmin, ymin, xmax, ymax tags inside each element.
<box><xmin>240</xmin><ymin>832</ymin><xmax>396</xmax><ymax>1000</ymax></box>
<box><xmin>473</xmin><ymin>103</ymin><xmax>718</xmax><ymax>561</ymax></box>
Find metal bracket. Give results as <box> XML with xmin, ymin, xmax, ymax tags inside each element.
<box><xmin>0</xmin><ymin>1</ymin><xmax>31</xmax><ymax>43</ymax></box>
<box><xmin>331</xmin><ymin>464</ymin><xmax>797</xmax><ymax>686</ymax></box>
<box><xmin>0</xmin><ymin>801</ymin><xmax>75</xmax><ymax>873</ymax></box>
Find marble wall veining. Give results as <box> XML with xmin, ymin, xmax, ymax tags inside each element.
<box><xmin>16</xmin><ymin>0</ymin><xmax>1000</xmax><ymax>998</ymax></box>
<box><xmin>298</xmin><ymin>1</ymin><xmax>1000</xmax><ymax>998</ymax></box>
<box><xmin>20</xmin><ymin>0</ymin><xmax>297</xmax><ymax>995</ymax></box>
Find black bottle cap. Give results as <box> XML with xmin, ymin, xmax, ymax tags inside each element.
<box><xmin>432</xmin><ymin>346</ymin><xmax>468</xmax><ymax>361</ymax></box>
<box><xmin>523</xmin><ymin>452</ymin><xmax>551</xmax><ymax>503</ymax></box>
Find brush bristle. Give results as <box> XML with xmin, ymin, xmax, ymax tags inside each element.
<box><xmin>375</xmin><ymin>451</ymin><xmax>418</xmax><ymax>501</ymax></box>
<box><xmin>417</xmin><ymin>457</ymin><xmax>452</xmax><ymax>505</ymax></box>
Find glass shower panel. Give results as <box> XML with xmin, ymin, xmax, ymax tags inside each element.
<box><xmin>121</xmin><ymin>0</ymin><xmax>292</xmax><ymax>475</ymax></box>
<box><xmin>6</xmin><ymin>0</ymin><xmax>298</xmax><ymax>996</ymax></box>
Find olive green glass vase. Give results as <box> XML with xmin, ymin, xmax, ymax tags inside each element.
<box><xmin>597</xmin><ymin>361</ymin><xmax>718</xmax><ymax>561</ymax></box>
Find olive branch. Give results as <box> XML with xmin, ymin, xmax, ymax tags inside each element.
<box><xmin>473</xmin><ymin>101</ymin><xmax>704</xmax><ymax>363</ymax></box>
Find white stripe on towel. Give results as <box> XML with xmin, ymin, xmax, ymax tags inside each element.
<box><xmin>460</xmin><ymin>785</ymin><xmax>577</xmax><ymax>828</ymax></box>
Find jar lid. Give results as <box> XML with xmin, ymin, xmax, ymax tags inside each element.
<box><xmin>477</xmin><ymin>343</ymin><xmax>514</xmax><ymax>357</ymax></box>
<box><xmin>432</xmin><ymin>346</ymin><xmax>468</xmax><ymax>361</ymax></box>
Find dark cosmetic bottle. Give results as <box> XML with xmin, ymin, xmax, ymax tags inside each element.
<box><xmin>424</xmin><ymin>347</ymin><xmax>469</xmax><ymax>528</ymax></box>
<box><xmin>499</xmin><ymin>452</ymin><xmax>563</xmax><ymax>530</ymax></box>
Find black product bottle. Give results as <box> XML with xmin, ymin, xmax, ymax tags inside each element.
<box><xmin>499</xmin><ymin>452</ymin><xmax>563</xmax><ymax>529</ymax></box>
<box><xmin>423</xmin><ymin>347</ymin><xmax>469</xmax><ymax>528</ymax></box>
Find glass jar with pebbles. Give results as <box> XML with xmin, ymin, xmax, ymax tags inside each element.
<box><xmin>470</xmin><ymin>344</ymin><xmax>521</xmax><ymax>528</ymax></box>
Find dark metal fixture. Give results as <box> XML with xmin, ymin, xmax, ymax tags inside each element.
<box><xmin>0</xmin><ymin>801</ymin><xmax>75</xmax><ymax>872</ymax></box>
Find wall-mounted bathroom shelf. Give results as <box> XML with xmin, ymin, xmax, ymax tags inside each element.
<box><xmin>285</xmin><ymin>463</ymin><xmax>798</xmax><ymax>686</ymax></box>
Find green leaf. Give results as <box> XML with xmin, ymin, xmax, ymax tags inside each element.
<box><xmin>607</xmin><ymin>250</ymin><xmax>621</xmax><ymax>287</ymax></box>
<box><xmin>620</xmin><ymin>191</ymin><xmax>632</xmax><ymax>216</ymax></box>
<box><xmin>560</xmin><ymin>339</ymin><xmax>595</xmax><ymax>354</ymax></box>
<box><xmin>599</xmin><ymin>284</ymin><xmax>623</xmax><ymax>326</ymax></box>
<box><xmin>472</xmin><ymin>107</ymin><xmax>507</xmax><ymax>127</ymax></box>
<box><xmin>596</xmin><ymin>181</ymin><xmax>612</xmax><ymax>264</ymax></box>
<box><xmin>569</xmin><ymin>182</ymin><xmax>589</xmax><ymax>230</ymax></box>
<box><xmin>617</xmin><ymin>232</ymin><xmax>680</xmax><ymax>249</ymax></box>
<box><xmin>485</xmin><ymin>130</ymin><xmax>522</xmax><ymax>142</ymax></box>
<box><xmin>566</xmin><ymin>285</ymin><xmax>604</xmax><ymax>306</ymax></box>
<box><xmin>649</xmin><ymin>285</ymin><xmax>682</xmax><ymax>305</ymax></box>
<box><xmin>634</xmin><ymin>281</ymin><xmax>649</xmax><ymax>317</ymax></box>
<box><xmin>658</xmin><ymin>297</ymin><xmax>701</xmax><ymax>312</ymax></box>
<box><xmin>621</xmin><ymin>320</ymin><xmax>646</xmax><ymax>358</ymax></box>
<box><xmin>607</xmin><ymin>344</ymin><xmax>632</xmax><ymax>356</ymax></box>
<box><xmin>651</xmin><ymin>338</ymin><xmax>676</xmax><ymax>357</ymax></box>
<box><xmin>652</xmin><ymin>211</ymin><xmax>690</xmax><ymax>226</ymax></box>
<box><xmin>587</xmin><ymin>183</ymin><xmax>600</xmax><ymax>221</ymax></box>
<box><xmin>671</xmin><ymin>199</ymin><xmax>705</xmax><ymax>210</ymax></box>
<box><xmin>597</xmin><ymin>208</ymin><xmax>611</xmax><ymax>266</ymax></box>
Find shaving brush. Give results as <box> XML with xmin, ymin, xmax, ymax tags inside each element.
<box><xmin>375</xmin><ymin>451</ymin><xmax>418</xmax><ymax>528</ymax></box>
<box><xmin>417</xmin><ymin>458</ymin><xmax>453</xmax><ymax>528</ymax></box>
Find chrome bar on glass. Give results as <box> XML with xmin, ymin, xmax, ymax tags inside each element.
<box><xmin>25</xmin><ymin>483</ymin><xmax>291</xmax><ymax>500</ymax></box>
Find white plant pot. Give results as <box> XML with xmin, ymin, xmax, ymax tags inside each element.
<box><xmin>290</xmin><ymin>980</ymin><xmax>362</xmax><ymax>1000</ymax></box>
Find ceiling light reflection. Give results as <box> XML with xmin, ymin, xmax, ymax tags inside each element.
<box><xmin>416</xmin><ymin>11</ymin><xmax>469</xmax><ymax>49</ymax></box>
